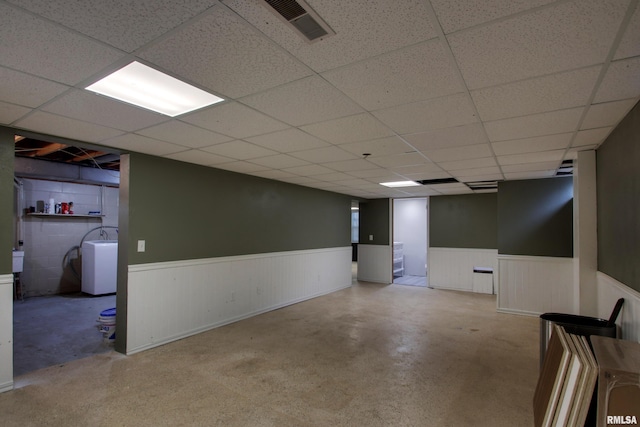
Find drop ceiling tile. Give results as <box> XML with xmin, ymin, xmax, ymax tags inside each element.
<box><xmin>279</xmin><ymin>176</ymin><xmax>323</xmax><ymax>186</ymax></box>
<box><xmin>357</xmin><ymin>183</ymin><xmax>397</xmax><ymax>192</ymax></box>
<box><xmin>504</xmin><ymin>171</ymin><xmax>557</xmax><ymax>180</ymax></box>
<box><xmin>0</xmin><ymin>102</ymin><xmax>31</xmax><ymax>125</ymax></box>
<box><xmin>101</xmin><ymin>134</ymin><xmax>185</xmax><ymax>156</ymax></box>
<box><xmin>201</xmin><ymin>140</ymin><xmax>279</xmax><ymax>160</ymax></box>
<box><xmin>43</xmin><ymin>90</ymin><xmax>167</xmax><ymax>132</ymax></box>
<box><xmin>581</xmin><ymin>99</ymin><xmax>637</xmax><ymax>129</ymax></box>
<box><xmin>250</xmin><ymin>170</ymin><xmax>297</xmax><ymax>180</ymax></box>
<box><xmin>369</xmin><ymin>153</ymin><xmax>429</xmax><ymax>168</ymax></box>
<box><xmin>308</xmin><ymin>181</ymin><xmax>349</xmax><ymax>191</ymax></box>
<box><xmin>572</xmin><ymin>127</ymin><xmax>612</xmax><ymax>147</ymax></box>
<box><xmin>402</xmin><ymin>123</ymin><xmax>488</xmax><ymax>151</ymax></box>
<box><xmin>435</xmin><ymin>186</ymin><xmax>474</xmax><ymax>195</ymax></box>
<box><xmin>165</xmin><ymin>149</ymin><xmax>234</xmax><ymax>166</ymax></box>
<box><xmin>333</xmin><ymin>178</ymin><xmax>372</xmax><ymax>187</ymax></box>
<box><xmin>471</xmin><ymin>66</ymin><xmax>600</xmax><ymax>121</ymax></box>
<box><xmin>391</xmin><ymin>163</ymin><xmax>445</xmax><ymax>175</ymax></box>
<box><xmin>455</xmin><ymin>173</ymin><xmax>504</xmax><ymax>182</ymax></box>
<box><xmin>614</xmin><ymin>4</ymin><xmax>640</xmax><ymax>60</ymax></box>
<box><xmin>492</xmin><ymin>133</ymin><xmax>572</xmax><ymax>156</ymax></box>
<box><xmin>245</xmin><ymin>128</ymin><xmax>329</xmax><ymax>153</ymax></box>
<box><xmin>349</xmin><ymin>168</ymin><xmax>400</xmax><ymax>179</ymax></box>
<box><xmin>501</xmin><ymin>161</ymin><xmax>559</xmax><ymax>173</ymax></box>
<box><xmin>140</xmin><ymin>6</ymin><xmax>312</xmax><ymax>98</ymax></box>
<box><xmin>137</xmin><ymin>121</ymin><xmax>233</xmax><ymax>148</ymax></box>
<box><xmin>340</xmin><ymin>137</ymin><xmax>415</xmax><ymax>157</ymax></box>
<box><xmin>240</xmin><ymin>77</ymin><xmax>364</xmax><ymax>127</ymax></box>
<box><xmin>6</xmin><ymin>0</ymin><xmax>218</xmax><ymax>52</ymax></box>
<box><xmin>431</xmin><ymin>0</ymin><xmax>555</xmax><ymax>34</ymax></box>
<box><xmin>365</xmin><ymin>176</ymin><xmax>403</xmax><ymax>186</ymax></box>
<box><xmin>283</xmin><ymin>164</ymin><xmax>336</xmax><ymax>177</ymax></box>
<box><xmin>181</xmin><ymin>102</ymin><xmax>288</xmax><ymax>139</ymax></box>
<box><xmin>248</xmin><ymin>154</ymin><xmax>309</xmax><ymax>169</ymax></box>
<box><xmin>290</xmin><ymin>146</ymin><xmax>358</xmax><ymax>163</ymax></box>
<box><xmin>424</xmin><ymin>143</ymin><xmax>493</xmax><ymax>162</ymax></box>
<box><xmin>14</xmin><ymin>111</ymin><xmax>124</xmax><ymax>143</ymax></box>
<box><xmin>221</xmin><ymin>0</ymin><xmax>437</xmax><ymax>72</ymax></box>
<box><xmin>351</xmin><ymin>191</ymin><xmax>384</xmax><ymax>199</ymax></box>
<box><xmin>438</xmin><ymin>157</ymin><xmax>497</xmax><ymax>171</ymax></box>
<box><xmin>0</xmin><ymin>67</ymin><xmax>69</xmax><ymax>108</ymax></box>
<box><xmin>485</xmin><ymin>108</ymin><xmax>583</xmax><ymax>142</ymax></box>
<box><xmin>314</xmin><ymin>172</ymin><xmax>357</xmax><ymax>182</ymax></box>
<box><xmin>594</xmin><ymin>57</ymin><xmax>640</xmax><ymax>103</ymax></box>
<box><xmin>300</xmin><ymin>113</ymin><xmax>394</xmax><ymax>145</ymax></box>
<box><xmin>396</xmin><ymin>186</ymin><xmax>445</xmax><ymax>196</ymax></box>
<box><xmin>372</xmin><ymin>93</ymin><xmax>478</xmax><ymax>135</ymax></box>
<box><xmin>448</xmin><ymin>0</ymin><xmax>628</xmax><ymax>89</ymax></box>
<box><xmin>0</xmin><ymin>3</ymin><xmax>123</xmax><ymax>85</ymax></box>
<box><xmin>400</xmin><ymin>171</ymin><xmax>452</xmax><ymax>181</ymax></box>
<box><xmin>452</xmin><ymin>167</ymin><xmax>502</xmax><ymax>177</ymax></box>
<box><xmin>214</xmin><ymin>161</ymin><xmax>270</xmax><ymax>174</ymax></box>
<box><xmin>321</xmin><ymin>159</ymin><xmax>378</xmax><ymax>172</ymax></box>
<box><xmin>322</xmin><ymin>39</ymin><xmax>464</xmax><ymax>110</ymax></box>
<box><xmin>498</xmin><ymin>150</ymin><xmax>565</xmax><ymax>166</ymax></box>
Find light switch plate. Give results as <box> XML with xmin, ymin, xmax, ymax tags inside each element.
<box><xmin>137</xmin><ymin>240</ymin><xmax>145</xmax><ymax>252</ymax></box>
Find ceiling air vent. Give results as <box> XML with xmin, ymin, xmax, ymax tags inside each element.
<box><xmin>556</xmin><ymin>159</ymin><xmax>574</xmax><ymax>176</ymax></box>
<box><xmin>262</xmin><ymin>0</ymin><xmax>335</xmax><ymax>42</ymax></box>
<box><xmin>465</xmin><ymin>180</ymin><xmax>500</xmax><ymax>192</ymax></box>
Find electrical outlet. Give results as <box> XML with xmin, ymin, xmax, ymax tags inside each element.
<box><xmin>137</xmin><ymin>240</ymin><xmax>145</xmax><ymax>252</ymax></box>
<box><xmin>369</xmin><ymin>234</ymin><xmax>374</xmax><ymax>241</ymax></box>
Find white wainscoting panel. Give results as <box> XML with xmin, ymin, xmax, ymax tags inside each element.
<box><xmin>597</xmin><ymin>272</ymin><xmax>640</xmax><ymax>343</ymax></box>
<box><xmin>497</xmin><ymin>255</ymin><xmax>575</xmax><ymax>316</ymax></box>
<box><xmin>428</xmin><ymin>248</ymin><xmax>498</xmax><ymax>294</ymax></box>
<box><xmin>0</xmin><ymin>274</ymin><xmax>13</xmax><ymax>393</ymax></box>
<box><xmin>357</xmin><ymin>244</ymin><xmax>391</xmax><ymax>283</ymax></box>
<box><xmin>126</xmin><ymin>247</ymin><xmax>351</xmax><ymax>354</ymax></box>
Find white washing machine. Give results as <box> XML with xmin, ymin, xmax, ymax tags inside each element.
<box><xmin>82</xmin><ymin>240</ymin><xmax>118</xmax><ymax>295</ymax></box>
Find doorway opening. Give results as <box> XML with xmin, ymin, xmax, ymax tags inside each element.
<box><xmin>13</xmin><ymin>134</ymin><xmax>120</xmax><ymax>376</ymax></box>
<box><xmin>392</xmin><ymin>198</ymin><xmax>428</xmax><ymax>287</ymax></box>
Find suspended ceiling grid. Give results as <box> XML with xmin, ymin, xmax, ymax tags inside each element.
<box><xmin>1</xmin><ymin>0</ymin><xmax>639</xmax><ymax>198</ymax></box>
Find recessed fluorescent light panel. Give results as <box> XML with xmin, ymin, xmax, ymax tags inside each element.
<box><xmin>85</xmin><ymin>62</ymin><xmax>224</xmax><ymax>117</ymax></box>
<box><xmin>380</xmin><ymin>181</ymin><xmax>420</xmax><ymax>188</ymax></box>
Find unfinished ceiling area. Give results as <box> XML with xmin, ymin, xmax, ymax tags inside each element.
<box><xmin>1</xmin><ymin>0</ymin><xmax>639</xmax><ymax>198</ymax></box>
<box><xmin>13</xmin><ymin>136</ymin><xmax>120</xmax><ymax>171</ymax></box>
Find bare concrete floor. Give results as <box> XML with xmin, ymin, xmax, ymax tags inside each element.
<box><xmin>13</xmin><ymin>293</ymin><xmax>116</xmax><ymax>376</ymax></box>
<box><xmin>1</xmin><ymin>281</ymin><xmax>539</xmax><ymax>426</ymax></box>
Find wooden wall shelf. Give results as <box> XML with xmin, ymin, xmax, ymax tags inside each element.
<box><xmin>27</xmin><ymin>213</ymin><xmax>104</xmax><ymax>219</ymax></box>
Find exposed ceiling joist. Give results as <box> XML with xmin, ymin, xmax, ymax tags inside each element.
<box><xmin>33</xmin><ymin>143</ymin><xmax>67</xmax><ymax>157</ymax></box>
<box><xmin>71</xmin><ymin>150</ymin><xmax>107</xmax><ymax>162</ymax></box>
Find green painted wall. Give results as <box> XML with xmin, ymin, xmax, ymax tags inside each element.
<box><xmin>597</xmin><ymin>100</ymin><xmax>640</xmax><ymax>293</ymax></box>
<box><xmin>126</xmin><ymin>153</ymin><xmax>351</xmax><ymax>264</ymax></box>
<box><xmin>430</xmin><ymin>193</ymin><xmax>497</xmax><ymax>249</ymax></box>
<box><xmin>358</xmin><ymin>198</ymin><xmax>390</xmax><ymax>245</ymax></box>
<box><xmin>498</xmin><ymin>177</ymin><xmax>573</xmax><ymax>257</ymax></box>
<box><xmin>0</xmin><ymin>129</ymin><xmax>13</xmax><ymax>274</ymax></box>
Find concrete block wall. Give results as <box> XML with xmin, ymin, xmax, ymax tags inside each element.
<box><xmin>18</xmin><ymin>179</ymin><xmax>118</xmax><ymax>296</ymax></box>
